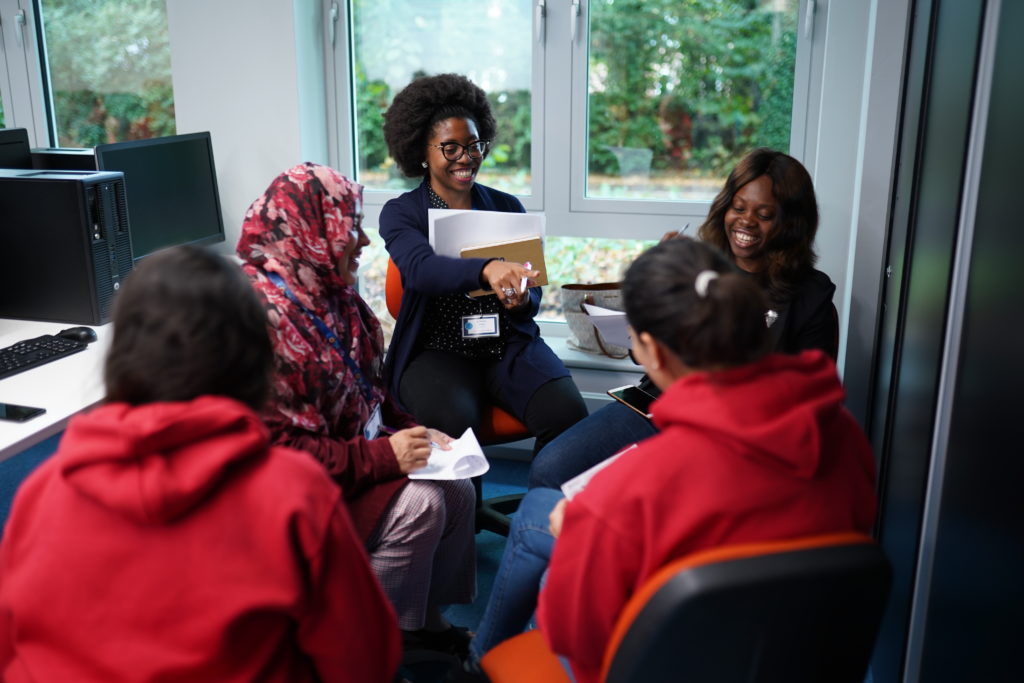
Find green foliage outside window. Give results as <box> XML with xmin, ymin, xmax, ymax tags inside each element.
<box><xmin>39</xmin><ymin>0</ymin><xmax>175</xmax><ymax>146</ymax></box>
<box><xmin>587</xmin><ymin>0</ymin><xmax>797</xmax><ymax>178</ymax></box>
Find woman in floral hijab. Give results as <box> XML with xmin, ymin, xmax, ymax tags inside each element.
<box><xmin>237</xmin><ymin>163</ymin><xmax>476</xmax><ymax>656</ymax></box>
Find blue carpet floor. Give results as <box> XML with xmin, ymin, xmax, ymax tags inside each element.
<box><xmin>0</xmin><ymin>432</ymin><xmax>63</xmax><ymax>526</ymax></box>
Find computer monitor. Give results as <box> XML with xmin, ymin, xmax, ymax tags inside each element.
<box><xmin>0</xmin><ymin>128</ymin><xmax>32</xmax><ymax>169</ymax></box>
<box><xmin>95</xmin><ymin>132</ymin><xmax>225</xmax><ymax>261</ymax></box>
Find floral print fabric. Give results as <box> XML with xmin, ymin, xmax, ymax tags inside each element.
<box><xmin>237</xmin><ymin>162</ymin><xmax>385</xmax><ymax>443</ymax></box>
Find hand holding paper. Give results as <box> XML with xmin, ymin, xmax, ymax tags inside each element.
<box><xmin>407</xmin><ymin>428</ymin><xmax>491</xmax><ymax>480</ymax></box>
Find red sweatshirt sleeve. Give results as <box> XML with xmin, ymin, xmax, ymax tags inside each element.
<box><xmin>0</xmin><ymin>536</ymin><xmax>12</xmax><ymax>675</ymax></box>
<box><xmin>537</xmin><ymin>501</ymin><xmax>643</xmax><ymax>683</ymax></box>
<box><xmin>297</xmin><ymin>487</ymin><xmax>401</xmax><ymax>682</ymax></box>
<box><xmin>276</xmin><ymin>427</ymin><xmax>404</xmax><ymax>499</ymax></box>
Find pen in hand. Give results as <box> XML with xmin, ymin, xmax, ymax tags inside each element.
<box><xmin>520</xmin><ymin>261</ymin><xmax>531</xmax><ymax>295</ymax></box>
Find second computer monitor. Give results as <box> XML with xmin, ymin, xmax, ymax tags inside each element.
<box><xmin>0</xmin><ymin>128</ymin><xmax>32</xmax><ymax>169</ymax></box>
<box><xmin>95</xmin><ymin>132</ymin><xmax>226</xmax><ymax>261</ymax></box>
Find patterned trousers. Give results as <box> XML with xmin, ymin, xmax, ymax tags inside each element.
<box><xmin>365</xmin><ymin>478</ymin><xmax>476</xmax><ymax>630</ymax></box>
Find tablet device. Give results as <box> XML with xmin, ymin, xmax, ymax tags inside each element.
<box><xmin>607</xmin><ymin>384</ymin><xmax>657</xmax><ymax>419</ymax></box>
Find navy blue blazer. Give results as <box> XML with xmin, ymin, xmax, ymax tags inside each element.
<box><xmin>379</xmin><ymin>181</ymin><xmax>569</xmax><ymax>417</ymax></box>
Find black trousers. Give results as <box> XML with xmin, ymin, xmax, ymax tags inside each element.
<box><xmin>397</xmin><ymin>349</ymin><xmax>589</xmax><ymax>456</ymax></box>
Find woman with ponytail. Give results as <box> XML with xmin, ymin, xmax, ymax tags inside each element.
<box><xmin>463</xmin><ymin>238</ymin><xmax>875</xmax><ymax>682</ymax></box>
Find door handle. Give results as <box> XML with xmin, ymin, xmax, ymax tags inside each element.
<box><xmin>535</xmin><ymin>0</ymin><xmax>546</xmax><ymax>44</ymax></box>
<box><xmin>570</xmin><ymin>0</ymin><xmax>581</xmax><ymax>43</ymax></box>
<box><xmin>14</xmin><ymin>9</ymin><xmax>26</xmax><ymax>48</ymax></box>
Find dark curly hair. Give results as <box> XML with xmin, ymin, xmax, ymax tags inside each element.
<box><xmin>697</xmin><ymin>148</ymin><xmax>818</xmax><ymax>305</ymax></box>
<box><xmin>105</xmin><ymin>245</ymin><xmax>272</xmax><ymax>410</ymax></box>
<box><xmin>383</xmin><ymin>73</ymin><xmax>496</xmax><ymax>178</ymax></box>
<box><xmin>624</xmin><ymin>237</ymin><xmax>770</xmax><ymax>370</ymax></box>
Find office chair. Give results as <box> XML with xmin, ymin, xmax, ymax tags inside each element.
<box><xmin>481</xmin><ymin>531</ymin><xmax>892</xmax><ymax>683</ymax></box>
<box><xmin>385</xmin><ymin>258</ymin><xmax>530</xmax><ymax>535</ymax></box>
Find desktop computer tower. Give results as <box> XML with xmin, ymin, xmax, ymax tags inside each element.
<box><xmin>30</xmin><ymin>147</ymin><xmax>98</xmax><ymax>171</ymax></box>
<box><xmin>0</xmin><ymin>169</ymin><xmax>133</xmax><ymax>325</ymax></box>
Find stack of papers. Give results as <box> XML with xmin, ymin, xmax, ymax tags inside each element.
<box><xmin>560</xmin><ymin>444</ymin><xmax>637</xmax><ymax>500</ymax></box>
<box><xmin>582</xmin><ymin>303</ymin><xmax>631</xmax><ymax>349</ymax></box>
<box><xmin>407</xmin><ymin>428</ymin><xmax>490</xmax><ymax>480</ymax></box>
<box><xmin>428</xmin><ymin>209</ymin><xmax>545</xmax><ymax>257</ymax></box>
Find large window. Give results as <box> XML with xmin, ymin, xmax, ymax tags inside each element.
<box><xmin>39</xmin><ymin>0</ymin><xmax>175</xmax><ymax>146</ymax></box>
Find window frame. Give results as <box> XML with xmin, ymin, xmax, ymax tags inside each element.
<box><xmin>0</xmin><ymin>0</ymin><xmax>49</xmax><ymax>144</ymax></box>
<box><xmin>327</xmin><ymin>0</ymin><xmax>547</xmax><ymax>217</ymax></box>
<box><xmin>327</xmin><ymin>0</ymin><xmax>823</xmax><ymax>242</ymax></box>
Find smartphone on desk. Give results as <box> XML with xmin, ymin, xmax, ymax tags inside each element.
<box><xmin>0</xmin><ymin>402</ymin><xmax>46</xmax><ymax>423</ymax></box>
<box><xmin>607</xmin><ymin>384</ymin><xmax>657</xmax><ymax>419</ymax></box>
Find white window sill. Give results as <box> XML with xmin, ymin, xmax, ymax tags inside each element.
<box><xmin>543</xmin><ymin>335</ymin><xmax>639</xmax><ymax>372</ymax></box>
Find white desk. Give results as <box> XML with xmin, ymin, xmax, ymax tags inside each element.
<box><xmin>0</xmin><ymin>319</ymin><xmax>110</xmax><ymax>462</ymax></box>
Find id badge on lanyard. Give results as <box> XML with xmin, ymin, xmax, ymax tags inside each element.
<box><xmin>462</xmin><ymin>314</ymin><xmax>500</xmax><ymax>338</ymax></box>
<box><xmin>363</xmin><ymin>403</ymin><xmax>383</xmax><ymax>440</ymax></box>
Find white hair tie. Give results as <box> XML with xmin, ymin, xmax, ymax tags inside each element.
<box><xmin>694</xmin><ymin>270</ymin><xmax>719</xmax><ymax>298</ymax></box>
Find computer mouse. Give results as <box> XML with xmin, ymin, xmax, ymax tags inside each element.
<box><xmin>57</xmin><ymin>326</ymin><xmax>98</xmax><ymax>344</ymax></box>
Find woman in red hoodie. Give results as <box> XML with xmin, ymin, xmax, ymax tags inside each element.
<box><xmin>0</xmin><ymin>246</ymin><xmax>401</xmax><ymax>682</ymax></box>
<box><xmin>466</xmin><ymin>237</ymin><xmax>877</xmax><ymax>682</ymax></box>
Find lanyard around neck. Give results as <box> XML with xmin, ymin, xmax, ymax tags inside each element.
<box><xmin>264</xmin><ymin>270</ymin><xmax>376</xmax><ymax>405</ymax></box>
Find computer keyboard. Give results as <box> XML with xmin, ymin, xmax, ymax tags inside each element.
<box><xmin>0</xmin><ymin>335</ymin><xmax>88</xmax><ymax>380</ymax></box>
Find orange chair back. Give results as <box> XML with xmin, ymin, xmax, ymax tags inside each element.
<box><xmin>385</xmin><ymin>258</ymin><xmax>403</xmax><ymax>320</ymax></box>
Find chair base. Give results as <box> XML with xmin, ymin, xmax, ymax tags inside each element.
<box><xmin>477</xmin><ymin>493</ymin><xmax>524</xmax><ymax>536</ymax></box>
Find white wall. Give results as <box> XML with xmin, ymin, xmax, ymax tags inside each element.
<box><xmin>166</xmin><ymin>0</ymin><xmax>328</xmax><ymax>254</ymax></box>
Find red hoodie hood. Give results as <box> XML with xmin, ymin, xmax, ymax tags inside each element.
<box><xmin>651</xmin><ymin>351</ymin><xmax>846</xmax><ymax>479</ymax></box>
<box><xmin>59</xmin><ymin>396</ymin><xmax>270</xmax><ymax>524</ymax></box>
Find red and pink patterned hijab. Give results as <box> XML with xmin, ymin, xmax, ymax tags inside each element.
<box><xmin>236</xmin><ymin>163</ymin><xmax>385</xmax><ymax>440</ymax></box>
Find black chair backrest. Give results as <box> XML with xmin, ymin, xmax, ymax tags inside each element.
<box><xmin>606</xmin><ymin>541</ymin><xmax>891</xmax><ymax>683</ymax></box>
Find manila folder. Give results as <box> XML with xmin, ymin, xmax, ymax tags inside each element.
<box><xmin>460</xmin><ymin>236</ymin><xmax>547</xmax><ymax>297</ymax></box>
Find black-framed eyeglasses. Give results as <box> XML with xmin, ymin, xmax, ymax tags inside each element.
<box><xmin>429</xmin><ymin>140</ymin><xmax>491</xmax><ymax>162</ymax></box>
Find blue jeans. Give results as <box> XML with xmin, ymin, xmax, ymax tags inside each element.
<box><xmin>469</xmin><ymin>487</ymin><xmax>564</xmax><ymax>661</ymax></box>
<box><xmin>528</xmin><ymin>400</ymin><xmax>657</xmax><ymax>489</ymax></box>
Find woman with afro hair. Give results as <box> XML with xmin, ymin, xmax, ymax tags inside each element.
<box><xmin>379</xmin><ymin>73</ymin><xmax>587</xmax><ymax>459</ymax></box>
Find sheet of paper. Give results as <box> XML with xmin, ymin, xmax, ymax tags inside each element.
<box><xmin>407</xmin><ymin>427</ymin><xmax>491</xmax><ymax>480</ymax></box>
<box><xmin>429</xmin><ymin>209</ymin><xmax>545</xmax><ymax>258</ymax></box>
<box><xmin>582</xmin><ymin>303</ymin><xmax>631</xmax><ymax>349</ymax></box>
<box><xmin>560</xmin><ymin>444</ymin><xmax>637</xmax><ymax>500</ymax></box>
